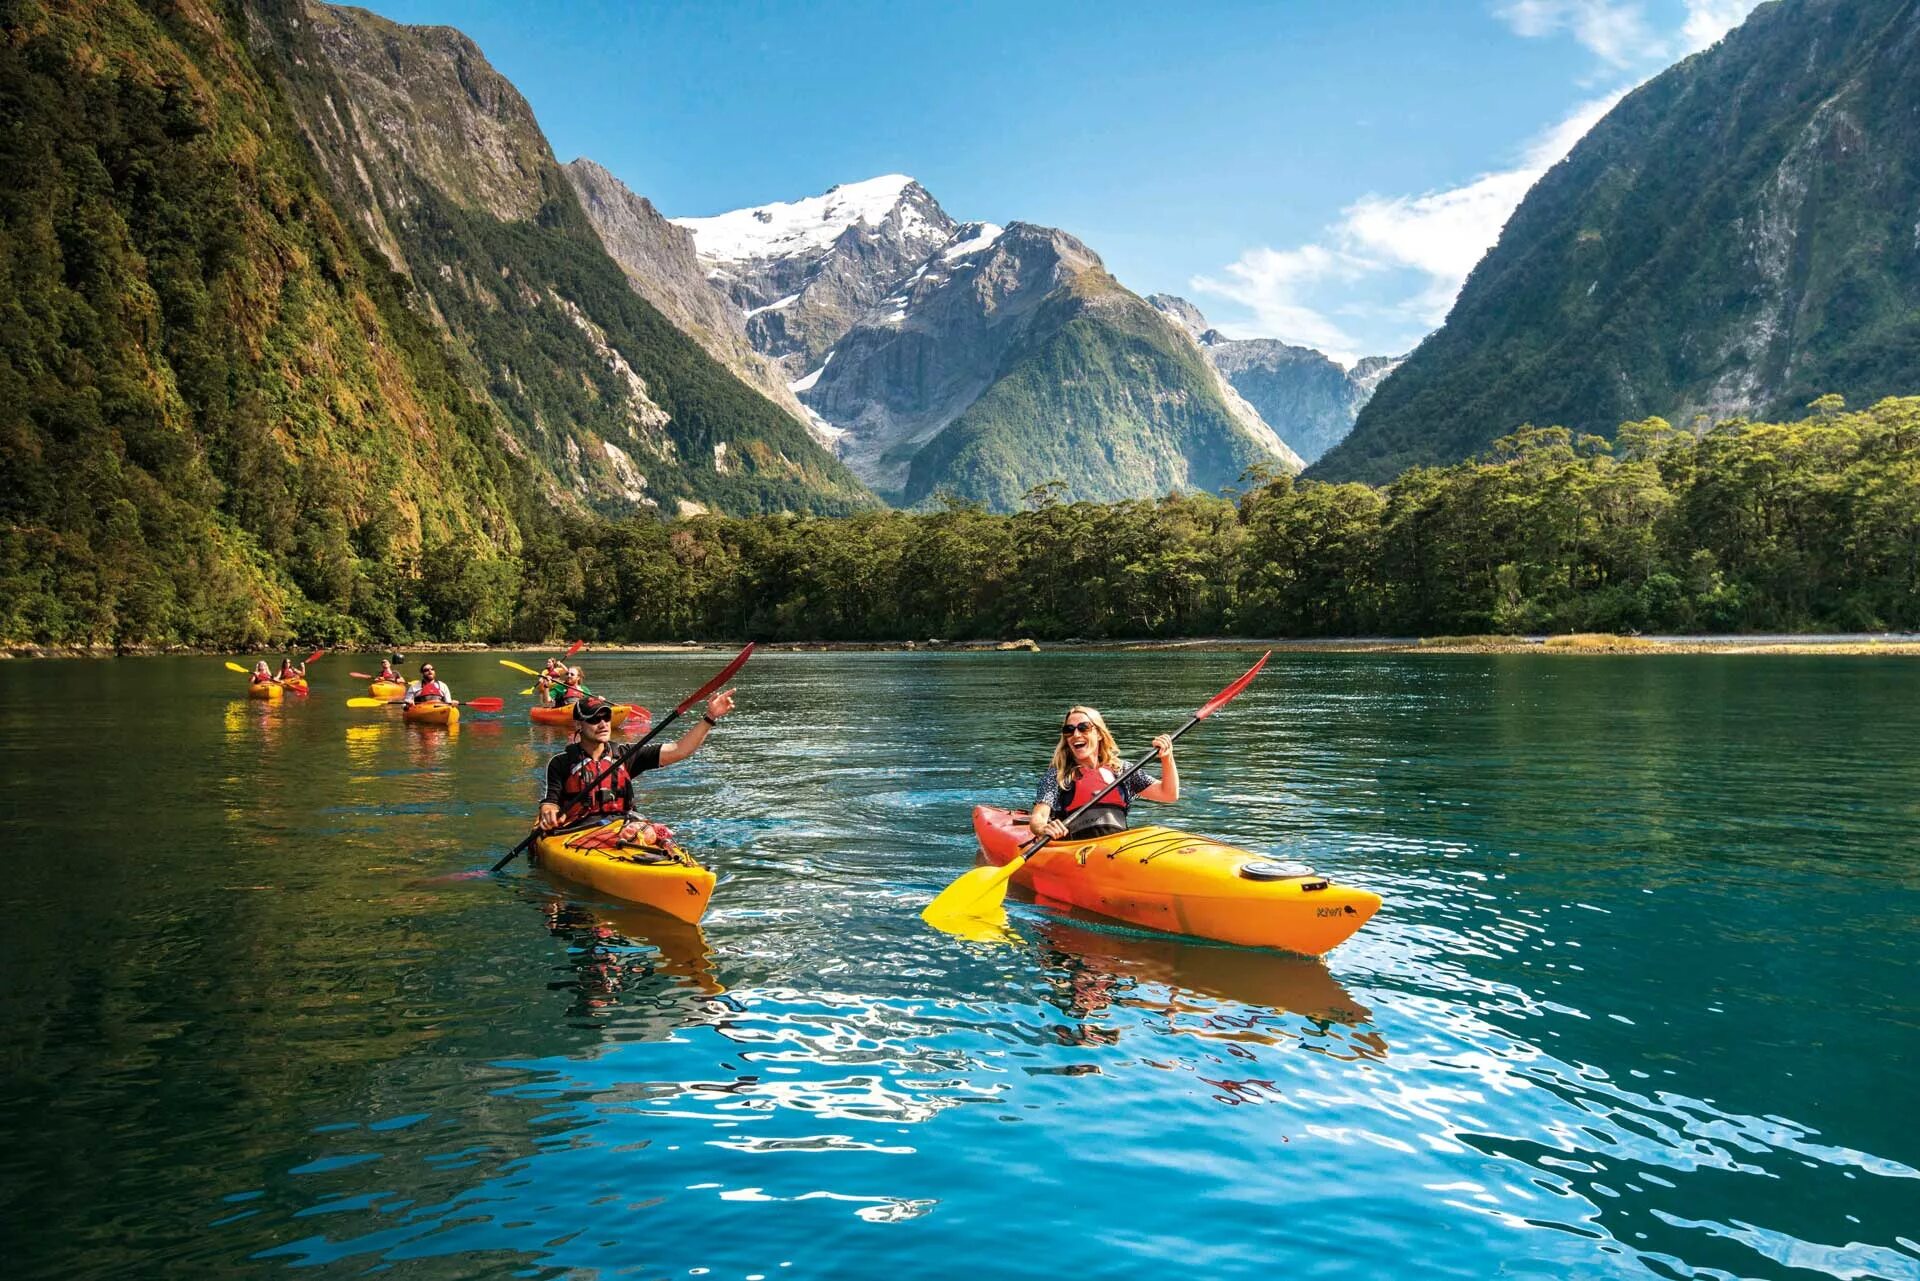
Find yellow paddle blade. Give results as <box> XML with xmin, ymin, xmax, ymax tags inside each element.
<box><xmin>224</xmin><ymin>661</ymin><xmax>250</xmax><ymax>674</ymax></box>
<box><xmin>929</xmin><ymin>905</ymin><xmax>1023</xmax><ymax>945</ymax></box>
<box><xmin>520</xmin><ymin>686</ymin><xmax>535</xmax><ymax>696</ymax></box>
<box><xmin>921</xmin><ymin>860</ymin><xmax>1021</xmax><ymax>930</ymax></box>
<box><xmin>498</xmin><ymin>659</ymin><xmax>540</xmax><ymax>677</ymax></box>
<box><xmin>345</xmin><ymin>696</ymin><xmax>392</xmax><ymax>708</ymax></box>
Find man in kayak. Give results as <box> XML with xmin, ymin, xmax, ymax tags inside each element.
<box><xmin>403</xmin><ymin>662</ymin><xmax>453</xmax><ymax>706</ymax></box>
<box><xmin>1029</xmin><ymin>706</ymin><xmax>1178</xmax><ymax>839</ymax></box>
<box><xmin>546</xmin><ymin>666</ymin><xmax>592</xmax><ymax>707</ymax></box>
<box><xmin>536</xmin><ymin>691</ymin><xmax>734</xmax><ymax>840</ymax></box>
<box><xmin>377</xmin><ymin>654</ymin><xmax>402</xmax><ymax>682</ymax></box>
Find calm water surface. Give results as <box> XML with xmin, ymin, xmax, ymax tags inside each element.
<box><xmin>1</xmin><ymin>652</ymin><xmax>1916</xmax><ymax>1279</ymax></box>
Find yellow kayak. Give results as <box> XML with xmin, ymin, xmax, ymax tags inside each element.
<box><xmin>369</xmin><ymin>679</ymin><xmax>405</xmax><ymax>701</ymax></box>
<box><xmin>973</xmin><ymin>806</ymin><xmax>1379</xmax><ymax>955</ymax></box>
<box><xmin>532</xmin><ymin>819</ymin><xmax>715</xmax><ymax>923</ymax></box>
<box><xmin>402</xmin><ymin>701</ymin><xmax>458</xmax><ymax>726</ymax></box>
<box><xmin>247</xmin><ymin>682</ymin><xmax>282</xmax><ymax>701</ymax></box>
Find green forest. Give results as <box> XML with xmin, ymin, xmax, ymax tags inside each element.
<box><xmin>12</xmin><ymin>393</ymin><xmax>1913</xmax><ymax>648</ymax></box>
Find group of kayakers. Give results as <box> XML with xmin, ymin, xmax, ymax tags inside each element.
<box><xmin>244</xmin><ymin>652</ymin><xmax>1179</xmax><ymax>882</ymax></box>
<box><xmin>249</xmin><ymin>657</ymin><xmax>309</xmax><ymax>686</ymax></box>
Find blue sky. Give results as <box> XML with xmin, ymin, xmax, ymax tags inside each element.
<box><xmin>354</xmin><ymin>0</ymin><xmax>1761</xmax><ymax>362</ymax></box>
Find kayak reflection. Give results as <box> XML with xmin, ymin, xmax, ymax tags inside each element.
<box><xmin>1031</xmin><ymin>914</ymin><xmax>1386</xmax><ymax>1059</ymax></box>
<box><xmin>536</xmin><ymin>891</ymin><xmax>724</xmax><ymax>1009</ymax></box>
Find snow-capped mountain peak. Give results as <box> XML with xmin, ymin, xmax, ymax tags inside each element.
<box><xmin>672</xmin><ymin>174</ymin><xmax>930</xmax><ymax>263</ymax></box>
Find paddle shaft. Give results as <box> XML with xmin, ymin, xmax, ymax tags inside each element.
<box><xmin>1015</xmin><ymin>713</ymin><xmax>1201</xmax><ymax>866</ymax></box>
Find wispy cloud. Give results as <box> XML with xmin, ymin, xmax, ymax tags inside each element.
<box><xmin>1194</xmin><ymin>1</ymin><xmax>1761</xmax><ymax>357</ymax></box>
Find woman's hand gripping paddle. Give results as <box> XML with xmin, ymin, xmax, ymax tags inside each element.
<box><xmin>920</xmin><ymin>652</ymin><xmax>1270</xmax><ymax>934</ymax></box>
<box><xmin>489</xmin><ymin>643</ymin><xmax>754</xmax><ymax>874</ymax></box>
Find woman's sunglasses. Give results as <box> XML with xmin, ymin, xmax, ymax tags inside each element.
<box><xmin>1061</xmin><ymin>721</ymin><xmax>1094</xmax><ymax>737</ymax></box>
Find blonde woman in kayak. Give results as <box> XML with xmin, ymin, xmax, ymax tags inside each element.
<box><xmin>1030</xmin><ymin>706</ymin><xmax>1178</xmax><ymax>840</ymax></box>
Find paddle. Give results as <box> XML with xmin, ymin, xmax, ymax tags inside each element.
<box><xmin>351</xmin><ymin>671</ymin><xmax>374</xmax><ymax>680</ymax></box>
<box><xmin>346</xmin><ymin>696</ymin><xmax>506</xmax><ymax>710</ymax></box>
<box><xmin>304</xmin><ymin>648</ymin><xmax>325</xmax><ymax>666</ymax></box>
<box><xmin>921</xmin><ymin>651</ymin><xmax>1271</xmax><ymax>931</ymax></box>
<box><xmin>491</xmin><ymin>642</ymin><xmax>754</xmax><ymax>873</ymax></box>
<box><xmin>227</xmin><ymin>660</ymin><xmax>288</xmax><ymax>686</ymax></box>
<box><xmin>499</xmin><ymin>659</ymin><xmax>540</xmax><ymax>677</ymax></box>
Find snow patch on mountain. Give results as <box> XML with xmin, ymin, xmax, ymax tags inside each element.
<box><xmin>942</xmin><ymin>222</ymin><xmax>1004</xmax><ymax>262</ymax></box>
<box><xmin>673</xmin><ymin>175</ymin><xmax>919</xmax><ymax>261</ymax></box>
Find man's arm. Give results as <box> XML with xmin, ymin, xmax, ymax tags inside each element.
<box><xmin>657</xmin><ymin>689</ymin><xmax>735</xmax><ymax>766</ymax></box>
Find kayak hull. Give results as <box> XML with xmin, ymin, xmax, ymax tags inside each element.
<box><xmin>369</xmin><ymin>680</ymin><xmax>405</xmax><ymax>701</ymax></box>
<box><xmin>532</xmin><ymin>820</ymin><xmax>715</xmax><ymax>923</ymax></box>
<box><xmin>530</xmin><ymin>702</ymin><xmax>645</xmax><ymax>731</ymax></box>
<box><xmin>971</xmin><ymin>806</ymin><xmax>1378</xmax><ymax>956</ymax></box>
<box><xmin>403</xmin><ymin>702</ymin><xmax>459</xmax><ymax>727</ymax></box>
<box><xmin>247</xmin><ymin>682</ymin><xmax>281</xmax><ymax>701</ymax></box>
<box><xmin>282</xmin><ymin>678</ymin><xmax>308</xmax><ymax>695</ymax></box>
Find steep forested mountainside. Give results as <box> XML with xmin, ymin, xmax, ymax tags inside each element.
<box><xmin>0</xmin><ymin>0</ymin><xmax>539</xmax><ymax>646</ymax></box>
<box><xmin>247</xmin><ymin>0</ymin><xmax>875</xmax><ymax>517</ymax></box>
<box><xmin>1318</xmin><ymin>0</ymin><xmax>1920</xmax><ymax>483</ymax></box>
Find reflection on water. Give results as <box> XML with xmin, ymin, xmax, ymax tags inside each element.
<box><xmin>1</xmin><ymin>653</ymin><xmax>1916</xmax><ymax>1279</ymax></box>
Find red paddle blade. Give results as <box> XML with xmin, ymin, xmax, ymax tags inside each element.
<box><xmin>462</xmin><ymin>697</ymin><xmax>505</xmax><ymax>711</ymax></box>
<box><xmin>305</xmin><ymin>649</ymin><xmax>325</xmax><ymax>665</ymax></box>
<box><xmin>564</xmin><ymin>639</ymin><xmax>587</xmax><ymax>657</ymax></box>
<box><xmin>672</xmin><ymin>643</ymin><xmax>754</xmax><ymax>717</ymax></box>
<box><xmin>1196</xmin><ymin>651</ymin><xmax>1270</xmax><ymax>720</ymax></box>
<box><xmin>350</xmin><ymin>671</ymin><xmax>374</xmax><ymax>680</ymax></box>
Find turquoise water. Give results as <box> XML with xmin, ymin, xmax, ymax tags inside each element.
<box><xmin>1</xmin><ymin>652</ymin><xmax>1916</xmax><ymax>1279</ymax></box>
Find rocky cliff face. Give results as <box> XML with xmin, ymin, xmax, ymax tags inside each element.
<box><xmin>1317</xmin><ymin>0</ymin><xmax>1920</xmax><ymax>483</ymax></box>
<box><xmin>564</xmin><ymin>158</ymin><xmax>814</xmax><ymax>429</ymax></box>
<box><xmin>1148</xmin><ymin>296</ymin><xmax>1400</xmax><ymax>465</ymax></box>
<box><xmin>248</xmin><ymin>0</ymin><xmax>874</xmax><ymax>516</ymax></box>
<box><xmin>673</xmin><ymin>176</ymin><xmax>957</xmax><ymax>377</ymax></box>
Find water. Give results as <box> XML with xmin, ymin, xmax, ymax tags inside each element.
<box><xmin>1</xmin><ymin>652</ymin><xmax>1915</xmax><ymax>1279</ymax></box>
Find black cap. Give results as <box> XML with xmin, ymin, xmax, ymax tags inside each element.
<box><xmin>572</xmin><ymin>695</ymin><xmax>615</xmax><ymax>723</ymax></box>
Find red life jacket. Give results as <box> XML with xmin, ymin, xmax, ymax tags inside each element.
<box><xmin>560</xmin><ymin>748</ymin><xmax>632</xmax><ymax>819</ymax></box>
<box><xmin>1060</xmin><ymin>764</ymin><xmax>1130</xmax><ymax>836</ymax></box>
<box><xmin>417</xmin><ymin>679</ymin><xmax>450</xmax><ymax>701</ymax></box>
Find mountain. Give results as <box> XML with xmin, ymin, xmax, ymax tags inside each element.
<box><xmin>676</xmin><ymin>180</ymin><xmax>1303</xmax><ymax>509</ymax></box>
<box><xmin>0</xmin><ymin>0</ymin><xmax>544</xmax><ymax>646</ymax></box>
<box><xmin>1316</xmin><ymin>0</ymin><xmax>1920</xmax><ymax>483</ymax></box>
<box><xmin>563</xmin><ymin>159</ymin><xmax>816</xmax><ymax>431</ymax></box>
<box><xmin>1148</xmin><ymin>296</ymin><xmax>1402</xmax><ymax>464</ymax></box>
<box><xmin>246</xmin><ymin>0</ymin><xmax>875</xmax><ymax>516</ymax></box>
<box><xmin>672</xmin><ymin>175</ymin><xmax>957</xmax><ymax>379</ymax></box>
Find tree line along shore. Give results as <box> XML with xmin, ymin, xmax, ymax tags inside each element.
<box><xmin>5</xmin><ymin>397</ymin><xmax>1916</xmax><ymax>651</ymax></box>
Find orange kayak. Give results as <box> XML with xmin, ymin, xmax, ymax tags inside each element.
<box><xmin>971</xmin><ymin>806</ymin><xmax>1379</xmax><ymax>956</ymax></box>
<box><xmin>283</xmin><ymin>678</ymin><xmax>308</xmax><ymax>695</ymax></box>
<box><xmin>532</xmin><ymin>819</ymin><xmax>714</xmax><ymax>923</ymax></box>
<box><xmin>402</xmin><ymin>701</ymin><xmax>459</xmax><ymax>727</ymax></box>
<box><xmin>369</xmin><ymin>679</ymin><xmax>405</xmax><ymax>701</ymax></box>
<box><xmin>529</xmin><ymin>702</ymin><xmax>649</xmax><ymax>731</ymax></box>
<box><xmin>247</xmin><ymin>682</ymin><xmax>282</xmax><ymax>701</ymax></box>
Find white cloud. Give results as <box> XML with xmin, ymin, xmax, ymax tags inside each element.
<box><xmin>1496</xmin><ymin>0</ymin><xmax>1762</xmax><ymax>65</ymax></box>
<box><xmin>1195</xmin><ymin>0</ymin><xmax>1763</xmax><ymax>356</ymax></box>
<box><xmin>1194</xmin><ymin>92</ymin><xmax>1622</xmax><ymax>355</ymax></box>
<box><xmin>1496</xmin><ymin>0</ymin><xmax>1656</xmax><ymax>66</ymax></box>
<box><xmin>1190</xmin><ymin>245</ymin><xmax>1372</xmax><ymax>362</ymax></box>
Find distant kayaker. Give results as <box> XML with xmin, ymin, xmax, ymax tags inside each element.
<box><xmin>536</xmin><ymin>690</ymin><xmax>734</xmax><ymax>838</ymax></box>
<box><xmin>250</xmin><ymin>660</ymin><xmax>275</xmax><ymax>685</ymax></box>
<box><xmin>276</xmin><ymin>657</ymin><xmax>305</xmax><ymax>683</ymax></box>
<box><xmin>1030</xmin><ymin>706</ymin><xmax>1178</xmax><ymax>839</ymax></box>
<box><xmin>377</xmin><ymin>654</ymin><xmax>402</xmax><ymax>682</ymax></box>
<box><xmin>403</xmin><ymin>662</ymin><xmax>453</xmax><ymax>706</ymax></box>
<box><xmin>546</xmin><ymin>666</ymin><xmax>591</xmax><ymax>707</ymax></box>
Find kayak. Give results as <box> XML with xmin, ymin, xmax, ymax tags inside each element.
<box><xmin>529</xmin><ymin>702</ymin><xmax>646</xmax><ymax>730</ymax></box>
<box><xmin>247</xmin><ymin>682</ymin><xmax>282</xmax><ymax>701</ymax></box>
<box><xmin>369</xmin><ymin>679</ymin><xmax>405</xmax><ymax>701</ymax></box>
<box><xmin>531</xmin><ymin>819</ymin><xmax>715</xmax><ymax>923</ymax></box>
<box><xmin>971</xmin><ymin>806</ymin><xmax>1379</xmax><ymax>956</ymax></box>
<box><xmin>283</xmin><ymin>678</ymin><xmax>308</xmax><ymax>695</ymax></box>
<box><xmin>402</xmin><ymin>701</ymin><xmax>459</xmax><ymax>727</ymax></box>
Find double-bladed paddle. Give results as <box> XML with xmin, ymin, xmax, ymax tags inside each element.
<box><xmin>920</xmin><ymin>651</ymin><xmax>1271</xmax><ymax>932</ymax></box>
<box><xmin>346</xmin><ymin>695</ymin><xmax>505</xmax><ymax>710</ymax></box>
<box><xmin>490</xmin><ymin>643</ymin><xmax>754</xmax><ymax>873</ymax></box>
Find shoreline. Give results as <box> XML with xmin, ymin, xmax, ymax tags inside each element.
<box><xmin>6</xmin><ymin>633</ymin><xmax>1920</xmax><ymax>660</ymax></box>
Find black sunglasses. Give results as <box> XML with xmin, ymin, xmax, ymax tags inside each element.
<box><xmin>1061</xmin><ymin>720</ymin><xmax>1094</xmax><ymax>736</ymax></box>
